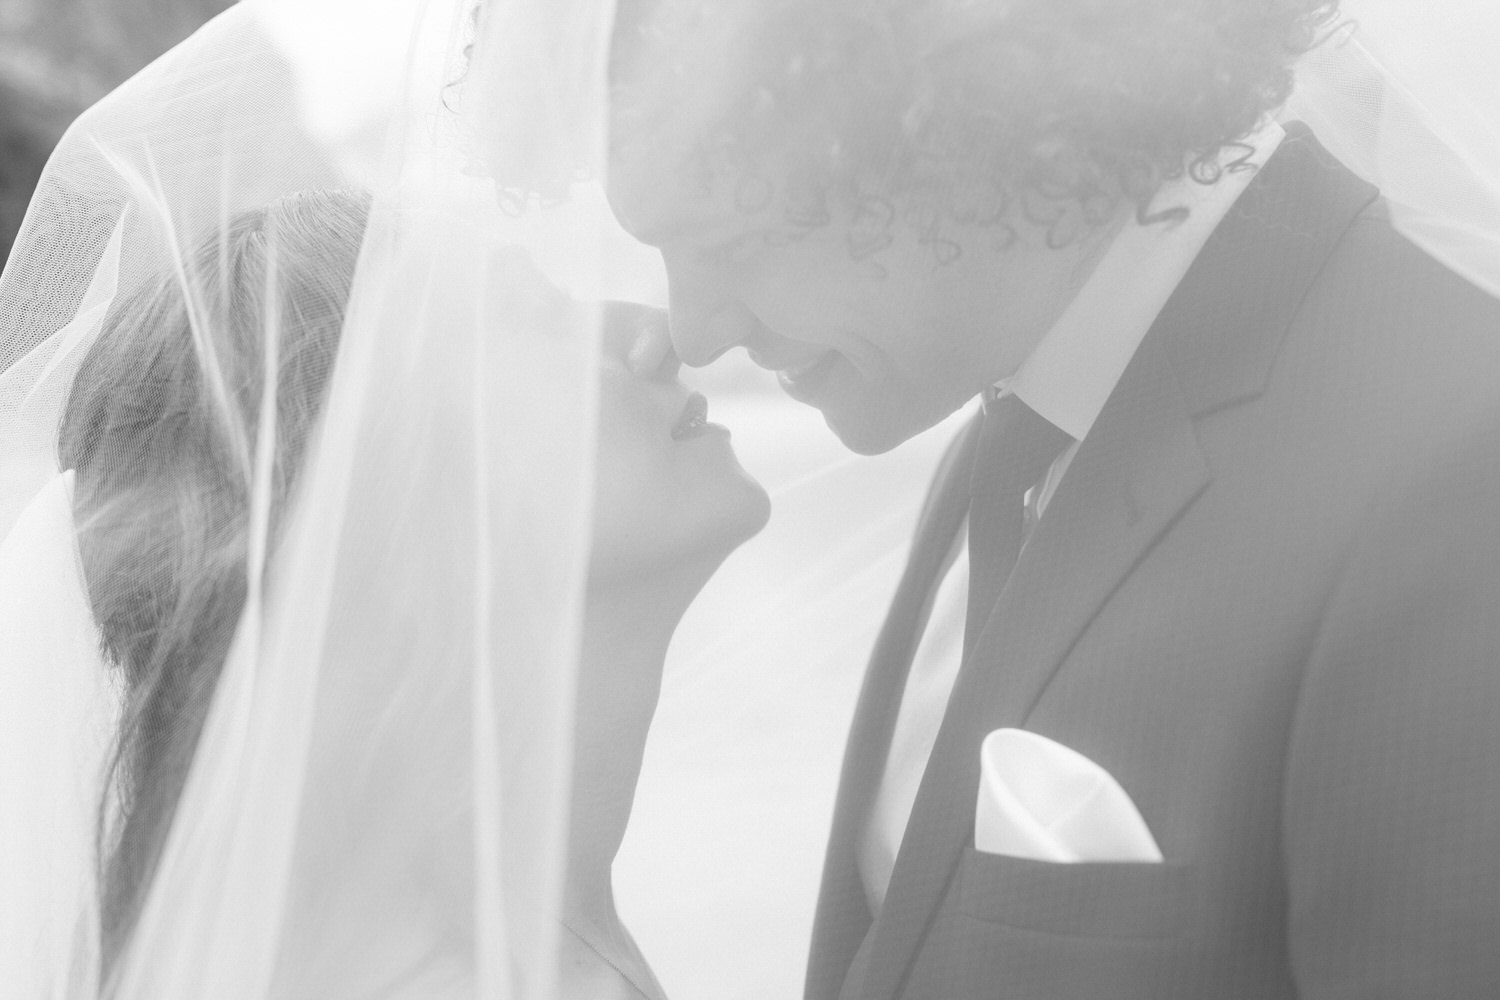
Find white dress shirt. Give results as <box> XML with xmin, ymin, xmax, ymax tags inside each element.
<box><xmin>858</xmin><ymin>123</ymin><xmax>1286</xmax><ymax>914</ymax></box>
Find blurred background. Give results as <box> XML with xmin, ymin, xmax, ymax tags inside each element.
<box><xmin>0</xmin><ymin>0</ymin><xmax>233</xmax><ymax>260</ymax></box>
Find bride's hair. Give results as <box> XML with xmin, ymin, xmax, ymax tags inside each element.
<box><xmin>57</xmin><ymin>188</ymin><xmax>370</xmax><ymax>969</ymax></box>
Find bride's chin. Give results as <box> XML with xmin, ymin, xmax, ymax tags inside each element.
<box><xmin>688</xmin><ymin>476</ymin><xmax>772</xmax><ymax>574</ymax></box>
<box><xmin>588</xmin><ymin>526</ymin><xmax>760</xmax><ymax>597</ymax></box>
<box><xmin>588</xmin><ymin>473</ymin><xmax>770</xmax><ymax>590</ymax></box>
<box><xmin>725</xmin><ymin>472</ymin><xmax>773</xmax><ymax>541</ymax></box>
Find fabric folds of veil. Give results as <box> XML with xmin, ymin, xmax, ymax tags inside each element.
<box><xmin>0</xmin><ymin>0</ymin><xmax>620</xmax><ymax>995</ymax></box>
<box><xmin>1285</xmin><ymin>0</ymin><xmax>1500</xmax><ymax>297</ymax></box>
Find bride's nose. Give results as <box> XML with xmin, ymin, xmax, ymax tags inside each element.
<box><xmin>605</xmin><ymin>303</ymin><xmax>680</xmax><ymax>381</ymax></box>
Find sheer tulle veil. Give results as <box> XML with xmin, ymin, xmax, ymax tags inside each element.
<box><xmin>3</xmin><ymin>0</ymin><xmax>1499</xmax><ymax>998</ymax></box>
<box><xmin>1284</xmin><ymin>0</ymin><xmax>1500</xmax><ymax>297</ymax></box>
<box><xmin>0</xmin><ymin>0</ymin><xmax>620</xmax><ymax>994</ymax></box>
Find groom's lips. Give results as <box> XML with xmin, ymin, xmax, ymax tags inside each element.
<box><xmin>768</xmin><ymin>351</ymin><xmax>840</xmax><ymax>404</ymax></box>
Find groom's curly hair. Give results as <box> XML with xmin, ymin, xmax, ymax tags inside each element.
<box><xmin>609</xmin><ymin>0</ymin><xmax>1341</xmax><ymax>252</ymax></box>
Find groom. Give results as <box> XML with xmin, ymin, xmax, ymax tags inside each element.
<box><xmin>608</xmin><ymin>1</ymin><xmax>1500</xmax><ymax>996</ymax></box>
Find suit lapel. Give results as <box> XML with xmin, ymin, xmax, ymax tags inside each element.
<box><xmin>856</xmin><ymin>329</ymin><xmax>1212</xmax><ymax>1000</ymax></box>
<box><xmin>848</xmin><ymin>125</ymin><xmax>1379</xmax><ymax>1000</ymax></box>
<box><xmin>1160</xmin><ymin>123</ymin><xmax>1379</xmax><ymax>417</ymax></box>
<box><xmin>805</xmin><ymin>416</ymin><xmax>980</xmax><ymax>1000</ymax></box>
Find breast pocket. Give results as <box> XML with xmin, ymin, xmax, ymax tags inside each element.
<box><xmin>954</xmin><ymin>847</ymin><xmax>1199</xmax><ymax>940</ymax></box>
<box><xmin>902</xmin><ymin>850</ymin><xmax>1203</xmax><ymax>1000</ymax></box>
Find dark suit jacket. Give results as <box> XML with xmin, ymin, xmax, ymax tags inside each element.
<box><xmin>807</xmin><ymin>124</ymin><xmax>1500</xmax><ymax>1000</ymax></box>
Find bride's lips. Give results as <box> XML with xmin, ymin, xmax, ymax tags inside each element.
<box><xmin>671</xmin><ymin>391</ymin><xmax>726</xmax><ymax>440</ymax></box>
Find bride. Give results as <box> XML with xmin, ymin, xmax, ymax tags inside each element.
<box><xmin>56</xmin><ymin>187</ymin><xmax>765</xmax><ymax>997</ymax></box>
<box><xmin>0</xmin><ymin>1</ymin><xmax>777</xmax><ymax>995</ymax></box>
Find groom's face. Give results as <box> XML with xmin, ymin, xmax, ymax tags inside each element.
<box><xmin>609</xmin><ymin>145</ymin><xmax>1098</xmax><ymax>455</ymax></box>
<box><xmin>606</xmin><ymin>11</ymin><xmax>1101</xmax><ymax>454</ymax></box>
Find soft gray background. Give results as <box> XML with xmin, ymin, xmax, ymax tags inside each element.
<box><xmin>0</xmin><ymin>0</ymin><xmax>233</xmax><ymax>259</ymax></box>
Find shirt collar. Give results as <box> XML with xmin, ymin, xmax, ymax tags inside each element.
<box><xmin>992</xmin><ymin>120</ymin><xmax>1286</xmax><ymax>441</ymax></box>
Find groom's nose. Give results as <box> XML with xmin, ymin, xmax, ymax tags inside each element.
<box><xmin>663</xmin><ymin>262</ymin><xmax>761</xmax><ymax>367</ymax></box>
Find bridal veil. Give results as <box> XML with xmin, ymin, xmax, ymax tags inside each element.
<box><xmin>0</xmin><ymin>2</ymin><xmax>914</xmax><ymax>995</ymax></box>
<box><xmin>1</xmin><ymin>0</ymin><xmax>616</xmax><ymax>994</ymax></box>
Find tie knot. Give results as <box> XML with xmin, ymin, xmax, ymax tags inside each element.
<box><xmin>969</xmin><ymin>392</ymin><xmax>1073</xmax><ymax>500</ymax></box>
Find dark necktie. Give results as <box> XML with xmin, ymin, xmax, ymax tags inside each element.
<box><xmin>963</xmin><ymin>391</ymin><xmax>1073</xmax><ymax>658</ymax></box>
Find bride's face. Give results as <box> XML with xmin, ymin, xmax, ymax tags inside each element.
<box><xmin>586</xmin><ymin>302</ymin><xmax>769</xmax><ymax>586</ymax></box>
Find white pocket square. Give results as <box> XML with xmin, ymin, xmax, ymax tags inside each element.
<box><xmin>975</xmin><ymin>728</ymin><xmax>1163</xmax><ymax>863</ymax></box>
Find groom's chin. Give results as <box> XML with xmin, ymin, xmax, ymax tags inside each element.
<box><xmin>822</xmin><ymin>407</ymin><xmax>912</xmax><ymax>455</ymax></box>
<box><xmin>820</xmin><ymin>397</ymin><xmax>940</xmax><ymax>456</ymax></box>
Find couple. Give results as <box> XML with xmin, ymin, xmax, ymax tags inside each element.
<box><xmin>6</xmin><ymin>0</ymin><xmax>1500</xmax><ymax>996</ymax></box>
